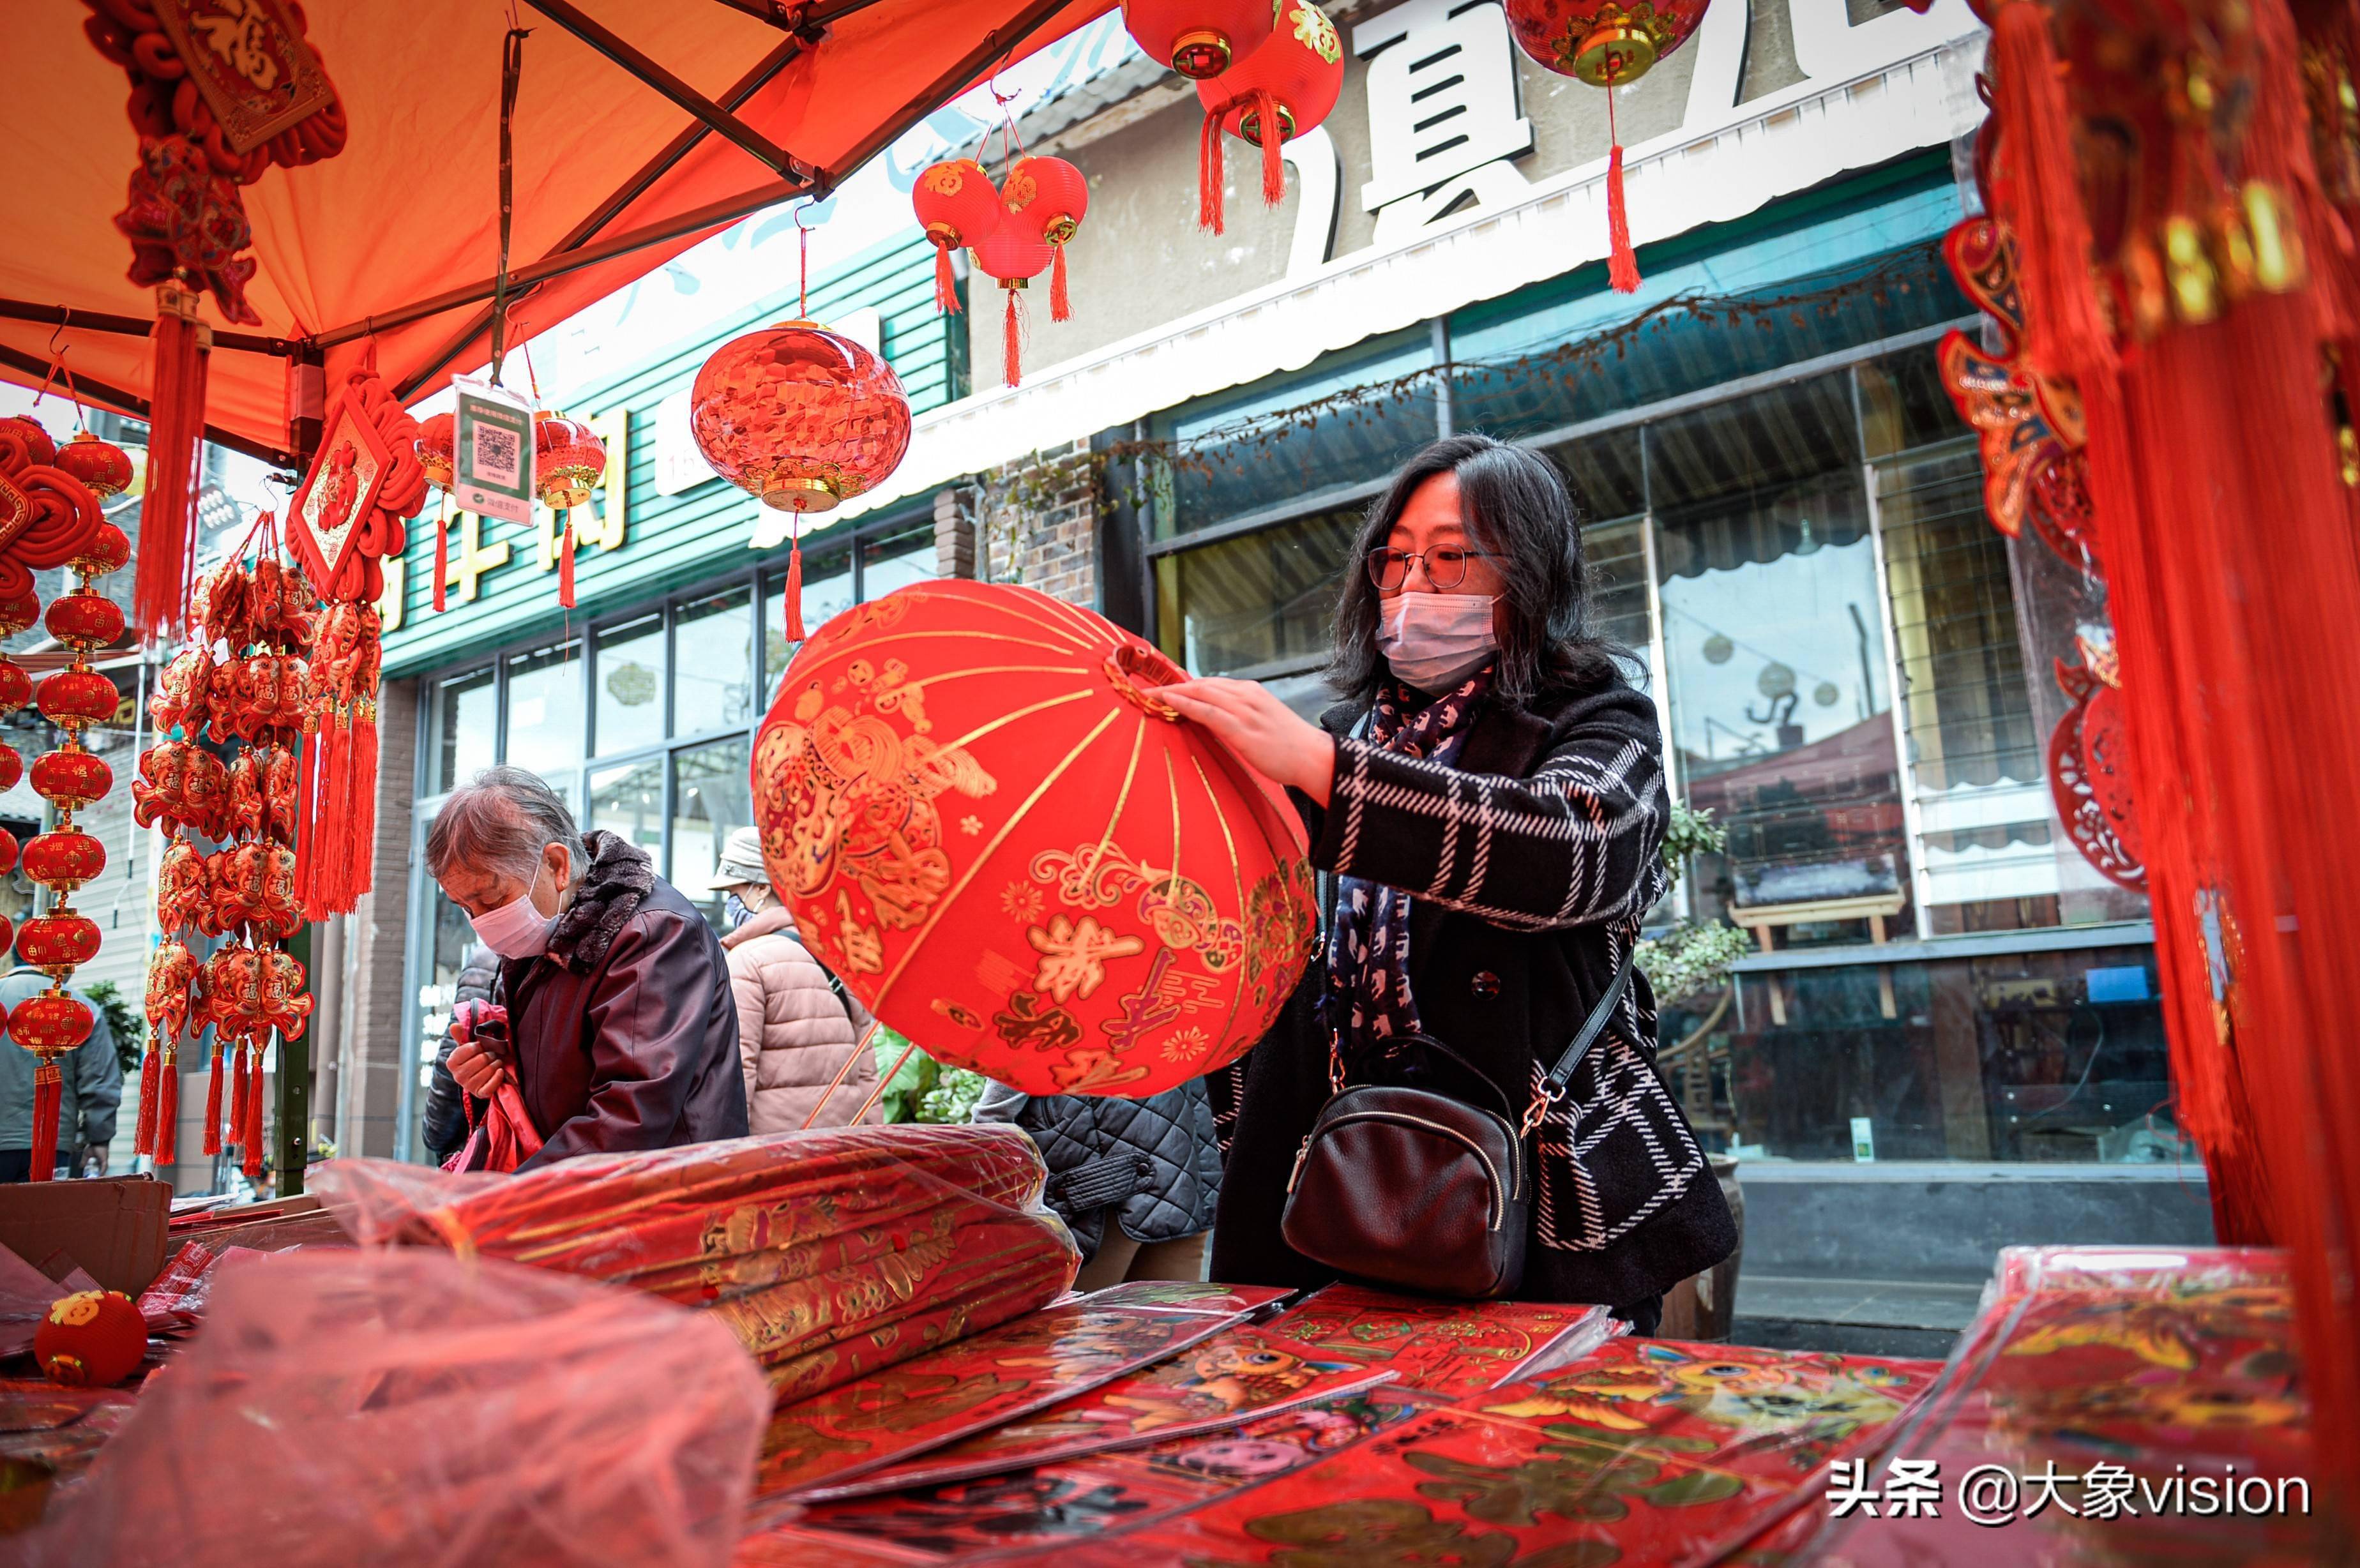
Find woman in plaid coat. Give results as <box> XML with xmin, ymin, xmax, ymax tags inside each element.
<box><xmin>1163</xmin><ymin>435</ymin><xmax>1736</xmax><ymax>1331</ymax></box>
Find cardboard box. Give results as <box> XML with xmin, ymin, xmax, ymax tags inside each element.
<box><xmin>0</xmin><ymin>1177</ymin><xmax>174</xmax><ymax>1297</ymax></box>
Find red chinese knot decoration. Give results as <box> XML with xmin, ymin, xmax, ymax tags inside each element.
<box><xmin>1194</xmin><ymin>3</ymin><xmax>1345</xmax><ymax>235</ymax></box>
<box><xmin>752</xmin><ymin>580</ymin><xmax>1317</xmax><ymax>1097</ymax></box>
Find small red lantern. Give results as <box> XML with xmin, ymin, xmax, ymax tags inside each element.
<box><xmin>972</xmin><ymin>221</ymin><xmax>1055</xmax><ymax>390</ymax></box>
<box><xmin>1123</xmin><ymin>0</ymin><xmax>1278</xmax><ymax>78</ymax></box>
<box><xmin>912</xmin><ymin>159</ymin><xmax>1005</xmax><ymax>315</ymax></box>
<box><xmin>43</xmin><ymin>590</ymin><xmax>126</xmax><ymax>651</ymax></box>
<box><xmin>72</xmin><ymin>522</ymin><xmax>132</xmax><ymax>578</ymax></box>
<box><xmin>22</xmin><ymin>829</ymin><xmax>106</xmax><ymax>893</ymax></box>
<box><xmin>29</xmin><ymin>747</ymin><xmax>111</xmax><ymax>812</ymax></box>
<box><xmin>0</xmin><ymin>665</ymin><xmax>29</xmax><ymax>718</ymax></box>
<box><xmin>53</xmin><ymin>432</ymin><xmax>134</xmax><ymax>501</ymax></box>
<box><xmin>0</xmin><ymin>591</ymin><xmax>37</xmax><ymax>719</ymax></box>
<box><xmin>33</xmin><ymin>1290</ymin><xmax>144</xmax><ymax>1387</ymax></box>
<box><xmin>0</xmin><ymin>751</ymin><xmax>17</xmax><ymax>795</ymax></box>
<box><xmin>533</xmin><ymin>412</ymin><xmax>607</xmax><ymax>509</ymax></box>
<box><xmin>1194</xmin><ymin>2</ymin><xmax>1345</xmax><ymax>234</ymax></box>
<box><xmin>1002</xmin><ymin>155</ymin><xmax>1091</xmax><ymax>324</ymax></box>
<box><xmin>416</xmin><ymin>412</ymin><xmax>457</xmax><ymax>492</ymax></box>
<box><xmin>16</xmin><ymin>914</ymin><xmax>102</xmax><ymax>976</ymax></box>
<box><xmin>36</xmin><ymin>668</ymin><xmax>118</xmax><ymax>728</ymax></box>
<box><xmin>1504</xmin><ymin>0</ymin><xmax>1712</xmax><ymax>292</ymax></box>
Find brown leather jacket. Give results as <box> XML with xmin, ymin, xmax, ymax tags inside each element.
<box><xmin>488</xmin><ymin>831</ymin><xmax>748</xmax><ymax>1169</ymax></box>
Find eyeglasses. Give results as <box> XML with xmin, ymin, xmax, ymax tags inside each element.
<box><xmin>1365</xmin><ymin>545</ymin><xmax>1494</xmax><ymax>592</ymax></box>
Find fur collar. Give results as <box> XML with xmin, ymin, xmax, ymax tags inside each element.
<box><xmin>547</xmin><ymin>831</ymin><xmax>658</xmax><ymax>974</ymax></box>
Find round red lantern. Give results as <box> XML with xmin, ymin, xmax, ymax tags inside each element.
<box><xmin>1194</xmin><ymin>3</ymin><xmax>1345</xmax><ymax>232</ymax></box>
<box><xmin>10</xmin><ymin>989</ymin><xmax>95</xmax><ymax>1053</ymax></box>
<box><xmin>1002</xmin><ymin>155</ymin><xmax>1091</xmax><ymax>325</ymax></box>
<box><xmin>690</xmin><ymin>324</ymin><xmax>913</xmax><ymax>514</ymax></box>
<box><xmin>0</xmin><ymin>824</ymin><xmax>15</xmax><ymax>873</ymax></box>
<box><xmin>43</xmin><ymin>590</ymin><xmax>126</xmax><ymax>651</ymax></box>
<box><xmin>417</xmin><ymin>412</ymin><xmax>457</xmax><ymax>492</ymax></box>
<box><xmin>0</xmin><ymin>748</ymin><xmax>19</xmax><ymax>795</ymax></box>
<box><xmin>1123</xmin><ymin>0</ymin><xmax>1278</xmax><ymax>78</ymax></box>
<box><xmin>34</xmin><ymin>1290</ymin><xmax>144</xmax><ymax>1387</ymax></box>
<box><xmin>29</xmin><ymin>747</ymin><xmax>110</xmax><ymax>812</ymax></box>
<box><xmin>533</xmin><ymin>412</ymin><xmax>607</xmax><ymax>509</ymax></box>
<box><xmin>36</xmin><ymin>668</ymin><xmax>117</xmax><ymax>728</ymax></box>
<box><xmin>912</xmin><ymin>159</ymin><xmax>1006</xmax><ymax>315</ymax></box>
<box><xmin>22</xmin><ymin>830</ymin><xmax>105</xmax><ymax>893</ymax></box>
<box><xmin>752</xmin><ymin>580</ymin><xmax>1316</xmax><ymax>1097</ymax></box>
<box><xmin>0</xmin><ymin>417</ymin><xmax>56</xmax><ymax>467</ymax></box>
<box><xmin>0</xmin><ymin>664</ymin><xmax>29</xmax><ymax>718</ymax></box>
<box><xmin>972</xmin><ymin>222</ymin><xmax>1055</xmax><ymax>389</ymax></box>
<box><xmin>53</xmin><ymin>433</ymin><xmax>135</xmax><ymax>501</ymax></box>
<box><xmin>72</xmin><ymin>522</ymin><xmax>132</xmax><ymax>579</ymax></box>
<box><xmin>15</xmin><ymin>914</ymin><xmax>102</xmax><ymax>976</ymax></box>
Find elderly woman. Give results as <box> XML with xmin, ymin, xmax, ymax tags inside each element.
<box><xmin>428</xmin><ymin>765</ymin><xmax>746</xmax><ymax>1168</ymax></box>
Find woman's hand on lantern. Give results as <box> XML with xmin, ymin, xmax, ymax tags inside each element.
<box><xmin>449</xmin><ymin>1041</ymin><xmax>510</xmax><ymax>1099</ymax></box>
<box><xmin>1162</xmin><ymin>678</ymin><xmax>1336</xmax><ymax>807</ymax></box>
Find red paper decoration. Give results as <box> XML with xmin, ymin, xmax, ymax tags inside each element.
<box><xmin>752</xmin><ymin>580</ymin><xmax>1316</xmax><ymax>1097</ymax></box>
<box><xmin>34</xmin><ymin>1289</ymin><xmax>145</xmax><ymax>1389</ymax></box>
<box><xmin>691</xmin><ymin>321</ymin><xmax>912</xmax><ymax>640</ymax></box>
<box><xmin>1506</xmin><ymin>0</ymin><xmax>1713</xmax><ymax>292</ymax></box>
<box><xmin>913</xmin><ymin>159</ymin><xmax>1004</xmax><ymax>314</ymax></box>
<box><xmin>2049</xmin><ymin>651</ymin><xmax>2144</xmax><ymax>892</ymax></box>
<box><xmin>1195</xmin><ymin>3</ymin><xmax>1346</xmax><ymax>234</ymax></box>
<box><xmin>1123</xmin><ymin>0</ymin><xmax>1278</xmax><ymax>78</ymax></box>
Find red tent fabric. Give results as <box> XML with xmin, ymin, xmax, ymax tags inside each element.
<box><xmin>1</xmin><ymin>0</ymin><xmax>1108</xmax><ymax>458</ymax></box>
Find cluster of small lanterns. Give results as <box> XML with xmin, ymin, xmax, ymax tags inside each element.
<box><xmin>412</xmin><ymin>403</ymin><xmax>611</xmax><ymax>610</ymax></box>
<box><xmin>912</xmin><ymin>153</ymin><xmax>1091</xmax><ymax>388</ymax></box>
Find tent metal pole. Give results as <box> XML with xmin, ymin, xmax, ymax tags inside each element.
<box><xmin>0</xmin><ymin>299</ymin><xmax>295</xmax><ymax>358</ymax></box>
<box><xmin>0</xmin><ymin>342</ymin><xmax>298</xmax><ymax>468</ymax></box>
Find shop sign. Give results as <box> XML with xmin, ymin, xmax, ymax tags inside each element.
<box><xmin>1355</xmin><ymin>0</ymin><xmax>1534</xmax><ymax>236</ymax></box>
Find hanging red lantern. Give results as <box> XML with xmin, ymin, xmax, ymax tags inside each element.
<box><xmin>972</xmin><ymin>217</ymin><xmax>1055</xmax><ymax>390</ymax></box>
<box><xmin>1123</xmin><ymin>0</ymin><xmax>1278</xmax><ymax>79</ymax></box>
<box><xmin>1505</xmin><ymin>0</ymin><xmax>1712</xmax><ymax>293</ymax></box>
<box><xmin>29</xmin><ymin>749</ymin><xmax>112</xmax><ymax>813</ymax></box>
<box><xmin>52</xmin><ymin>433</ymin><xmax>134</xmax><ymax>501</ymax></box>
<box><xmin>752</xmin><ymin>580</ymin><xmax>1317</xmax><ymax>1098</ymax></box>
<box><xmin>73</xmin><ymin>522</ymin><xmax>132</xmax><ymax>580</ymax></box>
<box><xmin>43</xmin><ymin>590</ymin><xmax>126</xmax><ymax>651</ymax></box>
<box><xmin>36</xmin><ymin>668</ymin><xmax>119</xmax><ymax>728</ymax></box>
<box><xmin>1002</xmin><ymin>155</ymin><xmax>1091</xmax><ymax>324</ymax></box>
<box><xmin>417</xmin><ymin>412</ymin><xmax>457</xmax><ymax>493</ymax></box>
<box><xmin>22</xmin><ymin>829</ymin><xmax>106</xmax><ymax>894</ymax></box>
<box><xmin>533</xmin><ymin>412</ymin><xmax>607</xmax><ymax>509</ymax></box>
<box><xmin>16</xmin><ymin>915</ymin><xmax>103</xmax><ymax>976</ymax></box>
<box><xmin>690</xmin><ymin>321</ymin><xmax>913</xmax><ymax>642</ymax></box>
<box><xmin>912</xmin><ymin>159</ymin><xmax>1005</xmax><ymax>315</ymax></box>
<box><xmin>1194</xmin><ymin>2</ymin><xmax>1346</xmax><ymax>234</ymax></box>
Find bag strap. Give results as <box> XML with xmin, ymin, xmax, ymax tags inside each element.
<box><xmin>1523</xmin><ymin>939</ymin><xmax>1638</xmax><ymax>1135</ymax></box>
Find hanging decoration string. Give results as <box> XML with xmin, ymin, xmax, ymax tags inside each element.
<box><xmin>777</xmin><ymin>200</ymin><xmax>822</xmax><ymax>646</ymax></box>
<box><xmin>490</xmin><ymin>24</ymin><xmax>531</xmax><ymax>386</ymax></box>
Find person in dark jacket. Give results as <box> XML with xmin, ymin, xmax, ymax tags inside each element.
<box><xmin>971</xmin><ymin>1077</ymin><xmax>1222</xmax><ymax>1290</ymax></box>
<box><xmin>427</xmin><ymin>765</ymin><xmax>746</xmax><ymax>1170</ymax></box>
<box><xmin>1162</xmin><ymin>435</ymin><xmax>1736</xmax><ymax>1334</ymax></box>
<box><xmin>421</xmin><ymin>942</ymin><xmax>498</xmax><ymax>1166</ymax></box>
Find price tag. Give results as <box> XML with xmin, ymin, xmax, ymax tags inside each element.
<box><xmin>453</xmin><ymin>375</ymin><xmax>535</xmax><ymax>526</ymax></box>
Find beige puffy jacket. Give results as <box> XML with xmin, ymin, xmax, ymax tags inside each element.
<box><xmin>721</xmin><ymin>902</ymin><xmax>882</xmax><ymax>1133</ymax></box>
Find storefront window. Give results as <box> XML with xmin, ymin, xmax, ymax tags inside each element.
<box><xmin>859</xmin><ymin>522</ymin><xmax>935</xmax><ymax>603</ymax></box>
<box><xmin>411</xmin><ymin>886</ymin><xmax>478</xmax><ymax>1140</ymax></box>
<box><xmin>594</xmin><ymin>613</ymin><xmax>667</xmax><ymax>756</ymax></box>
<box><xmin>765</xmin><ymin>548</ymin><xmax>856</xmax><ymax>706</ymax></box>
<box><xmin>674</xmin><ymin>737</ymin><xmax>753</xmax><ymax>926</ymax></box>
<box><xmin>588</xmin><ymin>759</ymin><xmax>664</xmax><ymax>858</ymax></box>
<box><xmin>1154</xmin><ymin>508</ymin><xmax>1359</xmax><ymax>677</ymax></box>
<box><xmin>674</xmin><ymin>587</ymin><xmax>754</xmax><ymax>737</ymax></box>
<box><xmin>430</xmin><ymin>668</ymin><xmax>495</xmax><ymax>792</ymax></box>
<box><xmin>504</xmin><ymin>641</ymin><xmax>582</xmax><ymax>780</ymax></box>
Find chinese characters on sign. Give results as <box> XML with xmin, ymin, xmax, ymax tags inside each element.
<box><xmin>1355</xmin><ymin>0</ymin><xmax>1534</xmax><ymax>242</ymax></box>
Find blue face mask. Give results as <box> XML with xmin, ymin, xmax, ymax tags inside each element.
<box><xmin>724</xmin><ymin>893</ymin><xmax>753</xmax><ymax>929</ymax></box>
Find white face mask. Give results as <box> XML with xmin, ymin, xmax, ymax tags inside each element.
<box><xmin>1377</xmin><ymin>592</ymin><xmax>1499</xmax><ymax>693</ymax></box>
<box><xmin>469</xmin><ymin>856</ymin><xmax>559</xmax><ymax>960</ymax></box>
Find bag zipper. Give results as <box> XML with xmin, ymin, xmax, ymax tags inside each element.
<box><xmin>1288</xmin><ymin>1111</ymin><xmax>1509</xmax><ymax>1232</ymax></box>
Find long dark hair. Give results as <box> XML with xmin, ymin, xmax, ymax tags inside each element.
<box><xmin>1329</xmin><ymin>433</ymin><xmax>1626</xmax><ymax>707</ymax></box>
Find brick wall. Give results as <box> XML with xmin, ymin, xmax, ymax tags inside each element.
<box><xmin>974</xmin><ymin>440</ymin><xmax>1101</xmax><ymax>609</ymax></box>
<box><xmin>340</xmin><ymin>675</ymin><xmax>420</xmax><ymax>1159</ymax></box>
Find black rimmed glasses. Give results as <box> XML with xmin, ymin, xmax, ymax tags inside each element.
<box><xmin>1365</xmin><ymin>545</ymin><xmax>1494</xmax><ymax>592</ymax></box>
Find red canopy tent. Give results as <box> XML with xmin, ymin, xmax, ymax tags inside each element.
<box><xmin>0</xmin><ymin>0</ymin><xmax>1112</xmax><ymax>466</ymax></box>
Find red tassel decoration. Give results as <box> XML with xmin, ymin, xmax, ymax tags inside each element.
<box><xmin>557</xmin><ymin>515</ymin><xmax>576</xmax><ymax>608</ymax></box>
<box><xmin>1606</xmin><ymin>88</ymin><xmax>1641</xmax><ymax>295</ymax></box>
<box><xmin>1257</xmin><ymin>89</ymin><xmax>1285</xmax><ymax>206</ymax></box>
<box><xmin>1988</xmin><ymin>0</ymin><xmax>2115</xmax><ymax>381</ymax></box>
<box><xmin>1004</xmin><ymin>285</ymin><xmax>1025</xmax><ymax>389</ymax></box>
<box><xmin>932</xmin><ymin>243</ymin><xmax>960</xmax><ymax>315</ymax></box>
<box><xmin>349</xmin><ymin>705</ymin><xmax>378</xmax><ymax>901</ymax></box>
<box><xmin>204</xmin><ymin>1046</ymin><xmax>225</xmax><ymax>1156</ymax></box>
<box><xmin>135</xmin><ymin>1044</ymin><xmax>162</xmax><ymax>1157</ymax></box>
<box><xmin>155</xmin><ymin>1052</ymin><xmax>179</xmax><ymax>1170</ymax></box>
<box><xmin>782</xmin><ymin>537</ymin><xmax>806</xmax><ymax>642</ymax></box>
<box><xmin>26</xmin><ymin>1064</ymin><xmax>61</xmax><ymax>1182</ymax></box>
<box><xmin>1199</xmin><ymin>105</ymin><xmax>1228</xmax><ymax>234</ymax></box>
<box><xmin>137</xmin><ymin>283</ymin><xmax>209</xmax><ymax>642</ymax></box>
<box><xmin>1050</xmin><ymin>244</ymin><xmax>1073</xmax><ymax>323</ymax></box>
<box><xmin>294</xmin><ymin>724</ymin><xmax>319</xmax><ymax>912</ymax></box>
<box><xmin>433</xmin><ymin>508</ymin><xmax>450</xmax><ymax>612</ymax></box>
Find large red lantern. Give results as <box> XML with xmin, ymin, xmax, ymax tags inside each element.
<box><xmin>752</xmin><ymin>580</ymin><xmax>1317</xmax><ymax>1097</ymax></box>
<box><xmin>912</xmin><ymin>159</ymin><xmax>1005</xmax><ymax>315</ymax></box>
<box><xmin>1123</xmin><ymin>0</ymin><xmax>1277</xmax><ymax>79</ymax></box>
<box><xmin>1505</xmin><ymin>0</ymin><xmax>1712</xmax><ymax>292</ymax></box>
<box><xmin>1194</xmin><ymin>2</ymin><xmax>1345</xmax><ymax>234</ymax></box>
<box><xmin>691</xmin><ymin>321</ymin><xmax>912</xmax><ymax>642</ymax></box>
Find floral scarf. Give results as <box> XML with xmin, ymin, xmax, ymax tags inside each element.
<box><xmin>1329</xmin><ymin>665</ymin><xmax>1493</xmax><ymax>1053</ymax></box>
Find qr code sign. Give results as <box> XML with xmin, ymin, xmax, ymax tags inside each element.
<box><xmin>472</xmin><ymin>424</ymin><xmax>522</xmax><ymax>486</ymax></box>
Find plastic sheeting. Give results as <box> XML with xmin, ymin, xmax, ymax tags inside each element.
<box><xmin>11</xmin><ymin>1249</ymin><xmax>769</xmax><ymax>1568</ymax></box>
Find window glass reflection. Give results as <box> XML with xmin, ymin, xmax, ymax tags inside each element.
<box><xmin>432</xmin><ymin>668</ymin><xmax>495</xmax><ymax>793</ymax></box>
<box><xmin>1155</xmin><ymin>508</ymin><xmax>1358</xmax><ymax>677</ymax></box>
<box><xmin>504</xmin><ymin>641</ymin><xmax>582</xmax><ymax>780</ymax></box>
<box><xmin>674</xmin><ymin>737</ymin><xmax>753</xmax><ymax>929</ymax></box>
<box><xmin>589</xmin><ymin>760</ymin><xmax>664</xmax><ymax>866</ymax></box>
<box><xmin>595</xmin><ymin>614</ymin><xmax>667</xmax><ymax>756</ymax></box>
<box><xmin>765</xmin><ymin>552</ymin><xmax>854</xmax><ymax>707</ymax></box>
<box><xmin>860</xmin><ymin>522</ymin><xmax>935</xmax><ymax>603</ymax></box>
<box><xmin>674</xmin><ymin>587</ymin><xmax>754</xmax><ymax>737</ymax></box>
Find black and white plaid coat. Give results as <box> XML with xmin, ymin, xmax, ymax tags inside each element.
<box><xmin>1209</xmin><ymin>675</ymin><xmax>1737</xmax><ymax>1309</ymax></box>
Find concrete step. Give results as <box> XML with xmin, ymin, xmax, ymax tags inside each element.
<box><xmin>1723</xmin><ymin>1271</ymin><xmax>1987</xmax><ymax>1362</ymax></box>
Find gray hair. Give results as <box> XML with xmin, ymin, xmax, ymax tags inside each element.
<box><xmin>426</xmin><ymin>765</ymin><xmax>587</xmax><ymax>893</ymax></box>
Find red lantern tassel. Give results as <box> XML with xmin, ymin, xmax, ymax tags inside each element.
<box><xmin>155</xmin><ymin>1052</ymin><xmax>179</xmax><ymax>1170</ymax></box>
<box><xmin>1050</xmin><ymin>244</ymin><xmax>1073</xmax><ymax>323</ymax></box>
<box><xmin>1988</xmin><ymin>0</ymin><xmax>2115</xmax><ymax>381</ymax></box>
<box><xmin>1199</xmin><ymin>104</ymin><xmax>1227</xmax><ymax>235</ymax></box>
<box><xmin>27</xmin><ymin>1063</ymin><xmax>60</xmax><ymax>1182</ymax></box>
<box><xmin>1257</xmin><ymin>89</ymin><xmax>1285</xmax><ymax>206</ymax></box>
<box><xmin>204</xmin><ymin>1046</ymin><xmax>225</xmax><ymax>1156</ymax></box>
<box><xmin>433</xmin><ymin>508</ymin><xmax>450</xmax><ymax>612</ymax></box>
<box><xmin>557</xmin><ymin>515</ymin><xmax>576</xmax><ymax>608</ymax></box>
<box><xmin>932</xmin><ymin>241</ymin><xmax>960</xmax><ymax>315</ymax></box>
<box><xmin>1004</xmin><ymin>284</ymin><xmax>1025</xmax><ymax>388</ymax></box>
<box><xmin>135</xmin><ymin>1043</ymin><xmax>162</xmax><ymax>1157</ymax></box>
<box><xmin>1605</xmin><ymin>87</ymin><xmax>1641</xmax><ymax>295</ymax></box>
<box><xmin>782</xmin><ymin>540</ymin><xmax>806</xmax><ymax>642</ymax></box>
<box><xmin>137</xmin><ymin>284</ymin><xmax>209</xmax><ymax>642</ymax></box>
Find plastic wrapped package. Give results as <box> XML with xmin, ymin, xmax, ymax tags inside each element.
<box><xmin>314</xmin><ymin>1124</ymin><xmax>1080</xmax><ymax>1399</ymax></box>
<box><xmin>12</xmin><ymin>1250</ymin><xmax>770</xmax><ymax>1568</ymax></box>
